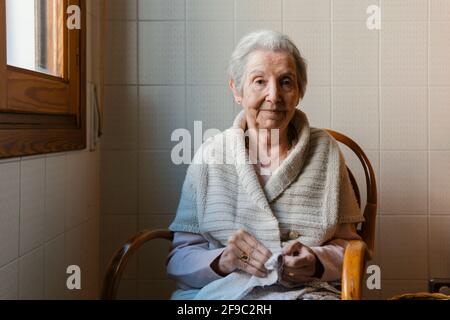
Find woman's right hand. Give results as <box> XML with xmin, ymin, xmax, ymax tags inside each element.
<box><xmin>213</xmin><ymin>229</ymin><xmax>272</xmax><ymax>277</ymax></box>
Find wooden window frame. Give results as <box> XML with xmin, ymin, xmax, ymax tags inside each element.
<box><xmin>0</xmin><ymin>0</ymin><xmax>86</xmax><ymax>159</ymax></box>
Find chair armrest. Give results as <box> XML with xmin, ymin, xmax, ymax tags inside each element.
<box><xmin>101</xmin><ymin>229</ymin><xmax>173</xmax><ymax>300</ymax></box>
<box><xmin>341</xmin><ymin>239</ymin><xmax>368</xmax><ymax>300</ymax></box>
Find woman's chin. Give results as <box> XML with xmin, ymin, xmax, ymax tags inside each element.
<box><xmin>258</xmin><ymin>119</ymin><xmax>286</xmax><ymax>131</ymax></box>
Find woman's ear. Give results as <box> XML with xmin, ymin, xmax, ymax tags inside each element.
<box><xmin>229</xmin><ymin>79</ymin><xmax>242</xmax><ymax>105</ymax></box>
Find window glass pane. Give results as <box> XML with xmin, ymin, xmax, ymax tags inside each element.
<box><xmin>6</xmin><ymin>0</ymin><xmax>64</xmax><ymax>77</ymax></box>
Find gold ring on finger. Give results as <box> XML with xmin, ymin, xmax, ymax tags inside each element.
<box><xmin>239</xmin><ymin>251</ymin><xmax>250</xmax><ymax>263</ymax></box>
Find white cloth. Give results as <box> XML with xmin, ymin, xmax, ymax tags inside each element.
<box><xmin>167</xmin><ymin>223</ymin><xmax>361</xmax><ymax>290</ymax></box>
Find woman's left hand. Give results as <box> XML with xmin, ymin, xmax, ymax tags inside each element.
<box><xmin>280</xmin><ymin>241</ymin><xmax>321</xmax><ymax>284</ymax></box>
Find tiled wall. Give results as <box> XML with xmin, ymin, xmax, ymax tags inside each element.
<box><xmin>102</xmin><ymin>0</ymin><xmax>450</xmax><ymax>299</ymax></box>
<box><xmin>0</xmin><ymin>1</ymin><xmax>102</xmax><ymax>299</ymax></box>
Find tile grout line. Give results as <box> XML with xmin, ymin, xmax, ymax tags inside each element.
<box><xmin>330</xmin><ymin>0</ymin><xmax>333</xmax><ymax>129</ymax></box>
<box><xmin>136</xmin><ymin>0</ymin><xmax>140</xmax><ymax>296</ymax></box>
<box><xmin>184</xmin><ymin>0</ymin><xmax>188</xmax><ymax>134</ymax></box>
<box><xmin>43</xmin><ymin>156</ymin><xmax>47</xmax><ymax>299</ymax></box>
<box><xmin>427</xmin><ymin>0</ymin><xmax>431</xmax><ymax>284</ymax></box>
<box><xmin>17</xmin><ymin>158</ymin><xmax>21</xmax><ymax>298</ymax></box>
<box><xmin>378</xmin><ymin>0</ymin><xmax>382</xmax><ymax>276</ymax></box>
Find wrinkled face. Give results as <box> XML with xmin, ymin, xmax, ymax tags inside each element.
<box><xmin>230</xmin><ymin>50</ymin><xmax>301</xmax><ymax>132</ymax></box>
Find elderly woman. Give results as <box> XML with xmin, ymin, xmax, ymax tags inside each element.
<box><xmin>167</xmin><ymin>30</ymin><xmax>364</xmax><ymax>300</ymax></box>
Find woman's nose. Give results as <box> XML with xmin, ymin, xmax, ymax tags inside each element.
<box><xmin>265</xmin><ymin>80</ymin><xmax>281</xmax><ymax>104</ymax></box>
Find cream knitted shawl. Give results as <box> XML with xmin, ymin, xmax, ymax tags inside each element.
<box><xmin>169</xmin><ymin>109</ymin><xmax>364</xmax><ymax>299</ymax></box>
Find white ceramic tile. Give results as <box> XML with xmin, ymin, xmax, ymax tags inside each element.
<box><xmin>108</xmin><ymin>0</ymin><xmax>137</xmax><ymax>20</ymax></box>
<box><xmin>44</xmin><ymin>234</ymin><xmax>66</xmax><ymax>300</ymax></box>
<box><xmin>139</xmin><ymin>86</ymin><xmax>186</xmax><ymax>149</ymax></box>
<box><xmin>106</xmin><ymin>21</ymin><xmax>137</xmax><ymax>85</ymax></box>
<box><xmin>431</xmin><ymin>0</ymin><xmax>450</xmax><ymax>21</ymax></box>
<box><xmin>117</xmin><ymin>279</ymin><xmax>137</xmax><ymax>300</ymax></box>
<box><xmin>381</xmin><ymin>0</ymin><xmax>428</xmax><ymax>21</ymax></box>
<box><xmin>19</xmin><ymin>247</ymin><xmax>44</xmax><ymax>300</ymax></box>
<box><xmin>0</xmin><ymin>161</ymin><xmax>20</xmax><ymax>268</ymax></box>
<box><xmin>137</xmin><ymin>280</ymin><xmax>176</xmax><ymax>299</ymax></box>
<box><xmin>380</xmin><ymin>87</ymin><xmax>428</xmax><ymax>150</ymax></box>
<box><xmin>430</xmin><ymin>152</ymin><xmax>450</xmax><ymax>214</ymax></box>
<box><xmin>139</xmin><ymin>151</ymin><xmax>186</xmax><ymax>214</ymax></box>
<box><xmin>88</xmin><ymin>16</ymin><xmax>102</xmax><ymax>84</ymax></box>
<box><xmin>300</xmin><ymin>87</ymin><xmax>331</xmax><ymax>129</ymax></box>
<box><xmin>81</xmin><ymin>218</ymin><xmax>100</xmax><ymax>299</ymax></box>
<box><xmin>333</xmin><ymin>87</ymin><xmax>379</xmax><ymax>151</ymax></box>
<box><xmin>88</xmin><ymin>0</ymin><xmax>103</xmax><ymax>18</ymax></box>
<box><xmin>64</xmin><ymin>224</ymin><xmax>83</xmax><ymax>299</ymax></box>
<box><xmin>87</xmin><ymin>205</ymin><xmax>100</xmax><ymax>224</ymax></box>
<box><xmin>87</xmin><ymin>151</ymin><xmax>101</xmax><ymax>209</ymax></box>
<box><xmin>187</xmin><ymin>0</ymin><xmax>234</xmax><ymax>20</ymax></box>
<box><xmin>380</xmin><ymin>151</ymin><xmax>428</xmax><ymax>214</ymax></box>
<box><xmin>429</xmin><ymin>216</ymin><xmax>450</xmax><ymax>279</ymax></box>
<box><xmin>186</xmin><ymin>85</ymin><xmax>235</xmax><ymax>134</ymax></box>
<box><xmin>139</xmin><ymin>0</ymin><xmax>185</xmax><ymax>20</ymax></box>
<box><xmin>430</xmin><ymin>22</ymin><xmax>450</xmax><ymax>86</ymax></box>
<box><xmin>235</xmin><ymin>21</ymin><xmax>283</xmax><ymax>45</ymax></box>
<box><xmin>284</xmin><ymin>22</ymin><xmax>331</xmax><ymax>86</ymax></box>
<box><xmin>333</xmin><ymin>0</ymin><xmax>380</xmax><ymax>21</ymax></box>
<box><xmin>138</xmin><ymin>215</ymin><xmax>174</xmax><ymax>281</ymax></box>
<box><xmin>341</xmin><ymin>149</ymin><xmax>380</xmax><ymax>212</ymax></box>
<box><xmin>102</xmin><ymin>86</ymin><xmax>138</xmax><ymax>150</ymax></box>
<box><xmin>236</xmin><ymin>0</ymin><xmax>282</xmax><ymax>21</ymax></box>
<box><xmin>100</xmin><ymin>150</ymin><xmax>138</xmax><ymax>215</ymax></box>
<box><xmin>87</xmin><ymin>4</ymin><xmax>102</xmax><ymax>82</ymax></box>
<box><xmin>139</xmin><ymin>21</ymin><xmax>185</xmax><ymax>85</ymax></box>
<box><xmin>20</xmin><ymin>158</ymin><xmax>45</xmax><ymax>255</ymax></box>
<box><xmin>65</xmin><ymin>152</ymin><xmax>88</xmax><ymax>230</ymax></box>
<box><xmin>380</xmin><ymin>280</ymin><xmax>428</xmax><ymax>300</ymax></box>
<box><xmin>430</xmin><ymin>87</ymin><xmax>450</xmax><ymax>150</ymax></box>
<box><xmin>45</xmin><ymin>154</ymin><xmax>66</xmax><ymax>242</ymax></box>
<box><xmin>86</xmin><ymin>0</ymin><xmax>93</xmax><ymax>15</ymax></box>
<box><xmin>379</xmin><ymin>216</ymin><xmax>428</xmax><ymax>279</ymax></box>
<box><xmin>283</xmin><ymin>0</ymin><xmax>330</xmax><ymax>21</ymax></box>
<box><xmin>101</xmin><ymin>215</ymin><xmax>138</xmax><ymax>280</ymax></box>
<box><xmin>0</xmin><ymin>260</ymin><xmax>18</xmax><ymax>300</ymax></box>
<box><xmin>187</xmin><ymin>21</ymin><xmax>234</xmax><ymax>84</ymax></box>
<box><xmin>86</xmin><ymin>14</ymin><xmax>94</xmax><ymax>83</ymax></box>
<box><xmin>381</xmin><ymin>22</ymin><xmax>427</xmax><ymax>86</ymax></box>
<box><xmin>333</xmin><ymin>22</ymin><xmax>379</xmax><ymax>86</ymax></box>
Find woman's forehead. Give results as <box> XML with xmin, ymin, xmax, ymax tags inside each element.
<box><xmin>245</xmin><ymin>50</ymin><xmax>296</xmax><ymax>74</ymax></box>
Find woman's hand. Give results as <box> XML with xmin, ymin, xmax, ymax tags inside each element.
<box><xmin>280</xmin><ymin>241</ymin><xmax>323</xmax><ymax>284</ymax></box>
<box><xmin>213</xmin><ymin>229</ymin><xmax>272</xmax><ymax>277</ymax></box>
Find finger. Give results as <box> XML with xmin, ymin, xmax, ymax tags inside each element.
<box><xmin>235</xmin><ymin>240</ymin><xmax>269</xmax><ymax>267</ymax></box>
<box><xmin>236</xmin><ymin>258</ymin><xmax>267</xmax><ymax>278</ymax></box>
<box><xmin>283</xmin><ymin>254</ymin><xmax>311</xmax><ymax>268</ymax></box>
<box><xmin>283</xmin><ymin>266</ymin><xmax>314</xmax><ymax>278</ymax></box>
<box><xmin>282</xmin><ymin>241</ymin><xmax>303</xmax><ymax>255</ymax></box>
<box><xmin>282</xmin><ymin>271</ymin><xmax>314</xmax><ymax>284</ymax></box>
<box><xmin>235</xmin><ymin>246</ymin><xmax>269</xmax><ymax>275</ymax></box>
<box><xmin>229</xmin><ymin>244</ymin><xmax>267</xmax><ymax>275</ymax></box>
<box><xmin>241</xmin><ymin>233</ymin><xmax>272</xmax><ymax>259</ymax></box>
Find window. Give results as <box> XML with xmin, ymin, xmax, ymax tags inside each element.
<box><xmin>0</xmin><ymin>0</ymin><xmax>86</xmax><ymax>159</ymax></box>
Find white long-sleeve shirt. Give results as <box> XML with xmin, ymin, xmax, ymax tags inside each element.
<box><xmin>166</xmin><ymin>223</ymin><xmax>361</xmax><ymax>290</ymax></box>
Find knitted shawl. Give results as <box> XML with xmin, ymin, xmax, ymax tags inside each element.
<box><xmin>169</xmin><ymin>109</ymin><xmax>364</xmax><ymax>299</ymax></box>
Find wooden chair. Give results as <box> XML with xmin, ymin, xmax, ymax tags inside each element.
<box><xmin>101</xmin><ymin>129</ymin><xmax>377</xmax><ymax>300</ymax></box>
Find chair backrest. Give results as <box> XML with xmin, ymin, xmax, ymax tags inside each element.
<box><xmin>324</xmin><ymin>129</ymin><xmax>378</xmax><ymax>260</ymax></box>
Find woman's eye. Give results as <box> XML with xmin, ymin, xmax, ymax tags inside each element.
<box><xmin>254</xmin><ymin>79</ymin><xmax>264</xmax><ymax>85</ymax></box>
<box><xmin>282</xmin><ymin>78</ymin><xmax>292</xmax><ymax>86</ymax></box>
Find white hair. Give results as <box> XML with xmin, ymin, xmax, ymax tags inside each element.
<box><xmin>227</xmin><ymin>30</ymin><xmax>308</xmax><ymax>98</ymax></box>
